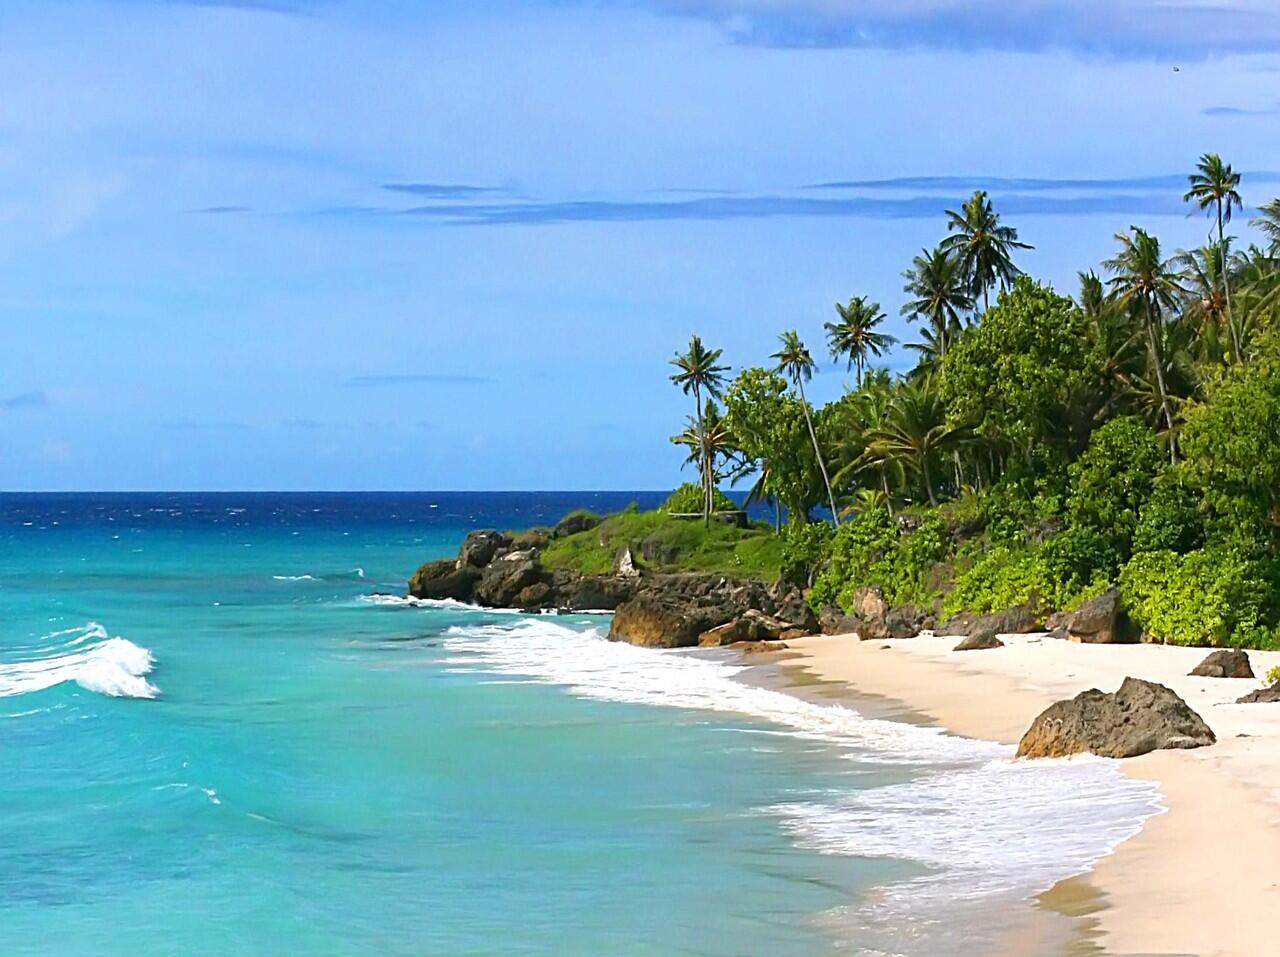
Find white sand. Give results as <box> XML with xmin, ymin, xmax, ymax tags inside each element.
<box><xmin>781</xmin><ymin>633</ymin><xmax>1280</xmax><ymax>957</ymax></box>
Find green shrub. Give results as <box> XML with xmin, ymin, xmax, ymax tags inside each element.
<box><xmin>984</xmin><ymin>452</ymin><xmax>1069</xmax><ymax>543</ymax></box>
<box><xmin>662</xmin><ymin>483</ymin><xmax>737</xmax><ymax>516</ymax></box>
<box><xmin>808</xmin><ymin>508</ymin><xmax>951</xmax><ymax>611</ymax></box>
<box><xmin>1132</xmin><ymin>474</ymin><xmax>1204</xmax><ymax>554</ymax></box>
<box><xmin>1118</xmin><ymin>547</ymin><xmax>1279</xmax><ymax>648</ymax></box>
<box><xmin>780</xmin><ymin>520</ymin><xmax>835</xmax><ymax>585</ymax></box>
<box><xmin>943</xmin><ymin>532</ymin><xmax>1112</xmax><ymax>618</ymax></box>
<box><xmin>1267</xmin><ymin>665</ymin><xmax>1280</xmax><ymax>686</ymax></box>
<box><xmin>1067</xmin><ymin>417</ymin><xmax>1164</xmax><ymax>555</ymax></box>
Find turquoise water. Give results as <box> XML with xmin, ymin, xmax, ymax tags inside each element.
<box><xmin>1</xmin><ymin>494</ymin><xmax>1161</xmax><ymax>956</ymax></box>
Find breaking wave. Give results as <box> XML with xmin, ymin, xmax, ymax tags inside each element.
<box><xmin>0</xmin><ymin>621</ymin><xmax>159</xmax><ymax>699</ymax></box>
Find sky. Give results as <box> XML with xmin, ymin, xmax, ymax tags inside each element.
<box><xmin>1</xmin><ymin>0</ymin><xmax>1279</xmax><ymax>491</ymax></box>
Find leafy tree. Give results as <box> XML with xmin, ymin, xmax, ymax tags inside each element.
<box><xmin>940</xmin><ymin>189</ymin><xmax>1033</xmax><ymax>311</ymax></box>
<box><xmin>773</xmin><ymin>330</ymin><xmax>840</xmax><ymax>525</ymax></box>
<box><xmin>942</xmin><ymin>277</ymin><xmax>1100</xmax><ymax>459</ymax></box>
<box><xmin>1184</xmin><ymin>153</ymin><xmax>1243</xmax><ymax>361</ymax></box>
<box><xmin>1066</xmin><ymin>417</ymin><xmax>1164</xmax><ymax>557</ymax></box>
<box><xmin>670</xmin><ymin>399</ymin><xmax>739</xmax><ymax>510</ymax></box>
<box><xmin>901</xmin><ymin>246</ymin><xmax>972</xmax><ymax>363</ymax></box>
<box><xmin>862</xmin><ymin>376</ymin><xmax>967</xmax><ymax>506</ymax></box>
<box><xmin>669</xmin><ymin>334</ymin><xmax>729</xmax><ymax>525</ymax></box>
<box><xmin>825</xmin><ymin>296</ymin><xmax>896</xmax><ymax>387</ymax></box>
<box><xmin>1104</xmin><ymin>228</ymin><xmax>1186</xmax><ymax>459</ymax></box>
<box><xmin>1252</xmin><ymin>198</ymin><xmax>1280</xmax><ymax>256</ymax></box>
<box><xmin>722</xmin><ymin>368</ymin><xmax>821</xmax><ymax>527</ymax></box>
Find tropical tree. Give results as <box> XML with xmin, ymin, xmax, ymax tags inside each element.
<box><xmin>863</xmin><ymin>377</ymin><xmax>968</xmax><ymax>507</ymax></box>
<box><xmin>1104</xmin><ymin>228</ymin><xmax>1187</xmax><ymax>460</ymax></box>
<box><xmin>825</xmin><ymin>296</ymin><xmax>896</xmax><ymax>387</ymax></box>
<box><xmin>1184</xmin><ymin>153</ymin><xmax>1243</xmax><ymax>360</ymax></box>
<box><xmin>669</xmin><ymin>334</ymin><xmax>729</xmax><ymax>525</ymax></box>
<box><xmin>901</xmin><ymin>246</ymin><xmax>972</xmax><ymax>364</ymax></box>
<box><xmin>1253</xmin><ymin>198</ymin><xmax>1280</xmax><ymax>255</ymax></box>
<box><xmin>772</xmin><ymin>330</ymin><xmax>840</xmax><ymax>525</ymax></box>
<box><xmin>940</xmin><ymin>189</ymin><xmax>1033</xmax><ymax>311</ymax></box>
<box><xmin>671</xmin><ymin>400</ymin><xmax>738</xmax><ymax>502</ymax></box>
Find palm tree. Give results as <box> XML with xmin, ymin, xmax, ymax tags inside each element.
<box><xmin>862</xmin><ymin>377</ymin><xmax>967</xmax><ymax>507</ymax></box>
<box><xmin>825</xmin><ymin>296</ymin><xmax>896</xmax><ymax>387</ymax></box>
<box><xmin>1175</xmin><ymin>242</ymin><xmax>1232</xmax><ymax>364</ymax></box>
<box><xmin>772</xmin><ymin>330</ymin><xmax>839</xmax><ymax>526</ymax></box>
<box><xmin>1252</xmin><ymin>198</ymin><xmax>1280</xmax><ymax>256</ymax></box>
<box><xmin>940</xmin><ymin>190</ymin><xmax>1033</xmax><ymax>311</ymax></box>
<box><xmin>671</xmin><ymin>400</ymin><xmax>738</xmax><ymax>506</ymax></box>
<box><xmin>901</xmin><ymin>246</ymin><xmax>972</xmax><ymax>364</ymax></box>
<box><xmin>1184</xmin><ymin>153</ymin><xmax>1243</xmax><ymax>361</ymax></box>
<box><xmin>1104</xmin><ymin>228</ymin><xmax>1187</xmax><ymax>461</ymax></box>
<box><xmin>669</xmin><ymin>334</ymin><xmax>729</xmax><ymax>525</ymax></box>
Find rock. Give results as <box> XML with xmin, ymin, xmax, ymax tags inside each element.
<box><xmin>778</xmin><ymin>627</ymin><xmax>809</xmax><ymax>641</ymax></box>
<box><xmin>1016</xmin><ymin>677</ymin><xmax>1216</xmax><ymax>759</ymax></box>
<box><xmin>938</xmin><ymin>611</ymin><xmax>977</xmax><ymax>637</ymax></box>
<box><xmin>768</xmin><ymin>582</ymin><xmax>819</xmax><ymax>633</ymax></box>
<box><xmin>552</xmin><ymin>511</ymin><xmax>599</xmax><ymax>539</ymax></box>
<box><xmin>516</xmin><ymin>582</ymin><xmax>553</xmax><ymax>607</ymax></box>
<box><xmin>738</xmin><ymin>640</ymin><xmax>789</xmax><ymax>653</ymax></box>
<box><xmin>1044</xmin><ymin>611</ymin><xmax>1068</xmax><ymax>639</ymax></box>
<box><xmin>408</xmin><ymin>559</ymin><xmax>481</xmax><ymax>602</ymax></box>
<box><xmin>1065</xmin><ymin>588</ymin><xmax>1136</xmax><ymax>644</ymax></box>
<box><xmin>976</xmin><ymin>604</ymin><xmax>1041</xmax><ymax>636</ymax></box>
<box><xmin>885</xmin><ymin>604</ymin><xmax>928</xmax><ymax>640</ymax></box>
<box><xmin>609</xmin><ymin>594</ymin><xmax>736</xmax><ymax>648</ymax></box>
<box><xmin>818</xmin><ymin>605</ymin><xmax>851</xmax><ymax>635</ymax></box>
<box><xmin>1237</xmin><ymin>683</ymin><xmax>1280</xmax><ymax>704</ymax></box>
<box><xmin>614</xmin><ymin>546</ymin><xmax>640</xmax><ymax>578</ymax></box>
<box><xmin>697</xmin><ymin>609</ymin><xmax>792</xmax><ymax>646</ymax></box>
<box><xmin>509</xmin><ymin>528</ymin><xmax>551</xmax><ymax>551</ymax></box>
<box><xmin>474</xmin><ymin>550</ymin><xmax>545</xmax><ymax>607</ymax></box>
<box><xmin>1189</xmin><ymin>649</ymin><xmax>1254</xmax><ymax>679</ymax></box>
<box><xmin>954</xmin><ymin>628</ymin><xmax>1003</xmax><ymax>651</ymax></box>
<box><xmin>551</xmin><ymin>572</ymin><xmax>638</xmax><ymax>611</ymax></box>
<box><xmin>849</xmin><ymin>586</ymin><xmax>889</xmax><ymax>624</ymax></box>
<box><xmin>457</xmin><ymin>529</ymin><xmax>510</xmax><ymax>568</ymax></box>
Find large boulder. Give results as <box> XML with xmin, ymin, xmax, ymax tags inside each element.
<box><xmin>818</xmin><ymin>605</ymin><xmax>860</xmax><ymax>636</ymax></box>
<box><xmin>553</xmin><ymin>511</ymin><xmax>599</xmax><ymax>539</ymax></box>
<box><xmin>1016</xmin><ymin>677</ymin><xmax>1216</xmax><ymax>759</ymax></box>
<box><xmin>1237</xmin><ymin>683</ymin><xmax>1280</xmax><ymax>704</ymax></box>
<box><xmin>954</xmin><ymin>628</ymin><xmax>1003</xmax><ymax>651</ymax></box>
<box><xmin>1189</xmin><ymin>649</ymin><xmax>1254</xmax><ymax>679</ymax></box>
<box><xmin>1065</xmin><ymin>587</ymin><xmax>1136</xmax><ymax>644</ymax></box>
<box><xmin>940</xmin><ymin>604</ymin><xmax>1040</xmax><ymax>638</ymax></box>
<box><xmin>608</xmin><ymin>594</ymin><xmax>736</xmax><ymax>648</ymax></box>
<box><xmin>457</xmin><ymin>529</ymin><xmax>510</xmax><ymax>568</ymax></box>
<box><xmin>551</xmin><ymin>572</ymin><xmax>637</xmax><ymax>611</ymax></box>
<box><xmin>473</xmin><ymin>550</ymin><xmax>546</xmax><ymax>607</ymax></box>
<box><xmin>698</xmin><ymin>609</ymin><xmax>792</xmax><ymax>647</ymax></box>
<box><xmin>886</xmin><ymin>604</ymin><xmax>931</xmax><ymax>640</ymax></box>
<box><xmin>408</xmin><ymin>559</ymin><xmax>481</xmax><ymax>602</ymax></box>
<box><xmin>848</xmin><ymin>586</ymin><xmax>889</xmax><ymax>623</ymax></box>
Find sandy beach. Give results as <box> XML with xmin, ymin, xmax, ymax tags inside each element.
<box><xmin>780</xmin><ymin>633</ymin><xmax>1280</xmax><ymax>957</ymax></box>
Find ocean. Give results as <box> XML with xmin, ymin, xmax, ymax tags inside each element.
<box><xmin>0</xmin><ymin>492</ymin><xmax>1162</xmax><ymax>956</ymax></box>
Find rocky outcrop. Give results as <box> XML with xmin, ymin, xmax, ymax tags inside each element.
<box><xmin>1189</xmin><ymin>649</ymin><xmax>1254</xmax><ymax>679</ymax></box>
<box><xmin>954</xmin><ymin>628</ymin><xmax>1003</xmax><ymax>651</ymax></box>
<box><xmin>1016</xmin><ymin>677</ymin><xmax>1216</xmax><ymax>759</ymax></box>
<box><xmin>1237</xmin><ymin>683</ymin><xmax>1280</xmax><ymax>704</ymax></box>
<box><xmin>1063</xmin><ymin>588</ymin><xmax>1136</xmax><ymax>644</ymax></box>
<box><xmin>940</xmin><ymin>604</ymin><xmax>1040</xmax><ymax>639</ymax></box>
<box><xmin>553</xmin><ymin>511</ymin><xmax>599</xmax><ymax>539</ymax></box>
<box><xmin>408</xmin><ymin>528</ymin><xmax>816</xmax><ymax>645</ymax></box>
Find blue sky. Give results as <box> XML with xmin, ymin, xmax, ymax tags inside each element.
<box><xmin>2</xmin><ymin>0</ymin><xmax>1279</xmax><ymax>491</ymax></box>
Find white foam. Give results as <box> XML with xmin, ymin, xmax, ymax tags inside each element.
<box><xmin>356</xmin><ymin>594</ymin><xmax>527</xmax><ymax>615</ymax></box>
<box><xmin>1</xmin><ymin>622</ymin><xmax>159</xmax><ymax>700</ymax></box>
<box><xmin>272</xmin><ymin>574</ymin><xmax>319</xmax><ymax>581</ymax></box>
<box><xmin>441</xmin><ymin>617</ymin><xmax>1162</xmax><ymax>919</ymax></box>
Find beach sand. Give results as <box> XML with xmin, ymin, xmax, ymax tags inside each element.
<box><xmin>778</xmin><ymin>633</ymin><xmax>1280</xmax><ymax>957</ymax></box>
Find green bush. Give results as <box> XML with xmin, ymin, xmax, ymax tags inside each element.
<box><xmin>1267</xmin><ymin>665</ymin><xmax>1280</xmax><ymax>686</ymax></box>
<box><xmin>1118</xmin><ymin>547</ymin><xmax>1278</xmax><ymax>648</ymax></box>
<box><xmin>780</xmin><ymin>520</ymin><xmax>835</xmax><ymax>585</ymax></box>
<box><xmin>808</xmin><ymin>508</ymin><xmax>951</xmax><ymax>611</ymax></box>
<box><xmin>984</xmin><ymin>452</ymin><xmax>1069</xmax><ymax>543</ymax></box>
<box><xmin>662</xmin><ymin>483</ymin><xmax>737</xmax><ymax>516</ymax></box>
<box><xmin>943</xmin><ymin>533</ymin><xmax>1112</xmax><ymax>618</ymax></box>
<box><xmin>1132</xmin><ymin>474</ymin><xmax>1204</xmax><ymax>554</ymax></box>
<box><xmin>1067</xmin><ymin>417</ymin><xmax>1164</xmax><ymax>555</ymax></box>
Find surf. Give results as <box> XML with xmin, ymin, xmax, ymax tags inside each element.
<box><xmin>0</xmin><ymin>622</ymin><xmax>159</xmax><ymax>700</ymax></box>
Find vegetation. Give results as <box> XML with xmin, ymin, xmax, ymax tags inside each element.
<box><xmin>652</xmin><ymin>163</ymin><xmax>1280</xmax><ymax>648</ymax></box>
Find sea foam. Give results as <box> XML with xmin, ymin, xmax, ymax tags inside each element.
<box><xmin>0</xmin><ymin>622</ymin><xmax>159</xmax><ymax>699</ymax></box>
<box><xmin>441</xmin><ymin>617</ymin><xmax>1162</xmax><ymax>929</ymax></box>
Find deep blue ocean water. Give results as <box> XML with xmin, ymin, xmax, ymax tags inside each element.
<box><xmin>1</xmin><ymin>493</ymin><xmax>1162</xmax><ymax>956</ymax></box>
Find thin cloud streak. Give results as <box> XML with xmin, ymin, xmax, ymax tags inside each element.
<box><xmin>381</xmin><ymin>183</ymin><xmax>515</xmax><ymax>200</ymax></box>
<box><xmin>2</xmin><ymin>391</ymin><xmax>50</xmax><ymax>410</ymax></box>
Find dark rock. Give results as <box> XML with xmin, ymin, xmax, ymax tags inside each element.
<box><xmin>938</xmin><ymin>611</ymin><xmax>977</xmax><ymax>637</ymax></box>
<box><xmin>976</xmin><ymin>604</ymin><xmax>1041</xmax><ymax>636</ymax></box>
<box><xmin>551</xmin><ymin>572</ymin><xmax>638</xmax><ymax>611</ymax></box>
<box><xmin>1065</xmin><ymin>588</ymin><xmax>1136</xmax><ymax>644</ymax></box>
<box><xmin>1189</xmin><ymin>649</ymin><xmax>1254</xmax><ymax>679</ymax></box>
<box><xmin>509</xmin><ymin>528</ymin><xmax>551</xmax><ymax>551</ymax></box>
<box><xmin>457</xmin><ymin>529</ymin><xmax>510</xmax><ymax>568</ymax></box>
<box><xmin>1237</xmin><ymin>683</ymin><xmax>1280</xmax><ymax>704</ymax></box>
<box><xmin>737</xmin><ymin>640</ymin><xmax>789</xmax><ymax>653</ymax></box>
<box><xmin>885</xmin><ymin>604</ymin><xmax>928</xmax><ymax>640</ymax></box>
<box><xmin>474</xmin><ymin>550</ymin><xmax>545</xmax><ymax>607</ymax></box>
<box><xmin>954</xmin><ymin>628</ymin><xmax>1003</xmax><ymax>651</ymax></box>
<box><xmin>638</xmin><ymin>536</ymin><xmax>680</xmax><ymax>565</ymax></box>
<box><xmin>408</xmin><ymin>559</ymin><xmax>481</xmax><ymax>602</ymax></box>
<box><xmin>516</xmin><ymin>582</ymin><xmax>553</xmax><ymax>607</ymax></box>
<box><xmin>818</xmin><ymin>605</ymin><xmax>851</xmax><ymax>635</ymax></box>
<box><xmin>1017</xmin><ymin>677</ymin><xmax>1216</xmax><ymax>759</ymax></box>
<box><xmin>552</xmin><ymin>512</ymin><xmax>599</xmax><ymax>539</ymax></box>
<box><xmin>768</xmin><ymin>582</ymin><xmax>818</xmax><ymax>633</ymax></box>
<box><xmin>609</xmin><ymin>594</ymin><xmax>736</xmax><ymax>648</ymax></box>
<box><xmin>778</xmin><ymin>628</ymin><xmax>809</xmax><ymax>642</ymax></box>
<box><xmin>1045</xmin><ymin>611</ymin><xmax>1068</xmax><ymax>639</ymax></box>
<box><xmin>698</xmin><ymin>609</ymin><xmax>791</xmax><ymax>646</ymax></box>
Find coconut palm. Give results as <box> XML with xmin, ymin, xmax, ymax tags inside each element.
<box><xmin>671</xmin><ymin>400</ymin><xmax>738</xmax><ymax>504</ymax></box>
<box><xmin>862</xmin><ymin>377</ymin><xmax>967</xmax><ymax>507</ymax></box>
<box><xmin>1252</xmin><ymin>198</ymin><xmax>1280</xmax><ymax>255</ymax></box>
<box><xmin>669</xmin><ymin>334</ymin><xmax>729</xmax><ymax>525</ymax></box>
<box><xmin>1104</xmin><ymin>228</ymin><xmax>1187</xmax><ymax>460</ymax></box>
<box><xmin>772</xmin><ymin>330</ymin><xmax>840</xmax><ymax>526</ymax></box>
<box><xmin>901</xmin><ymin>246</ymin><xmax>972</xmax><ymax>364</ymax></box>
<box><xmin>825</xmin><ymin>296</ymin><xmax>897</xmax><ymax>387</ymax></box>
<box><xmin>1175</xmin><ymin>242</ymin><xmax>1233</xmax><ymax>365</ymax></box>
<box><xmin>940</xmin><ymin>190</ymin><xmax>1033</xmax><ymax>311</ymax></box>
<box><xmin>1184</xmin><ymin>153</ymin><xmax>1244</xmax><ymax>360</ymax></box>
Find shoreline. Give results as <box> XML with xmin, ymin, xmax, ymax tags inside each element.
<box><xmin>773</xmin><ymin>633</ymin><xmax>1280</xmax><ymax>957</ymax></box>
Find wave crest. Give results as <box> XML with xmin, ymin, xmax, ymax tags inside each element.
<box><xmin>1</xmin><ymin>622</ymin><xmax>159</xmax><ymax>700</ymax></box>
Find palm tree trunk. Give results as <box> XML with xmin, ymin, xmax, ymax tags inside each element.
<box><xmin>921</xmin><ymin>454</ymin><xmax>938</xmax><ymax>506</ymax></box>
<box><xmin>773</xmin><ymin>496</ymin><xmax>781</xmax><ymax>533</ymax></box>
<box><xmin>797</xmin><ymin>380</ymin><xmax>840</xmax><ymax>526</ymax></box>
<box><xmin>881</xmin><ymin>470</ymin><xmax>893</xmax><ymax>517</ymax></box>
<box><xmin>693</xmin><ymin>383</ymin><xmax>709</xmax><ymax>526</ymax></box>
<box><xmin>1218</xmin><ymin>205</ymin><xmax>1242</xmax><ymax>363</ymax></box>
<box><xmin>1142</xmin><ymin>297</ymin><xmax>1178</xmax><ymax>463</ymax></box>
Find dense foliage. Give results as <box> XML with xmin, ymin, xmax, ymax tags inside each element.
<box><xmin>656</xmin><ymin>157</ymin><xmax>1280</xmax><ymax>647</ymax></box>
